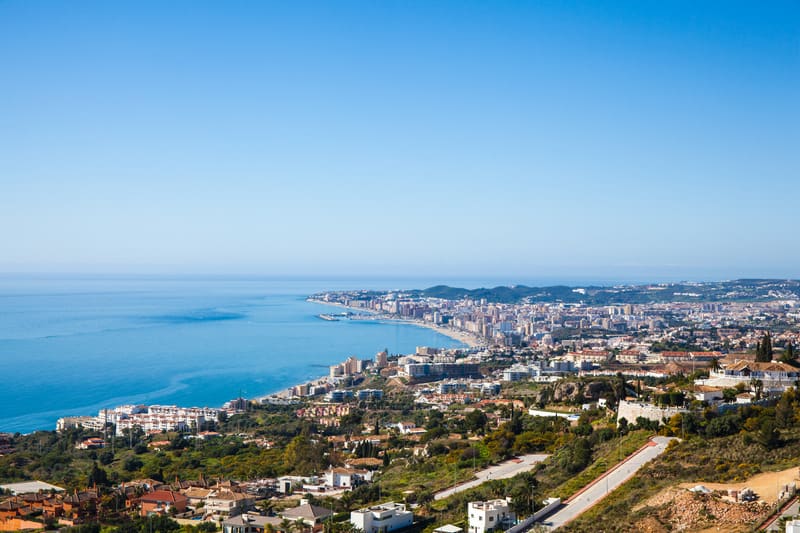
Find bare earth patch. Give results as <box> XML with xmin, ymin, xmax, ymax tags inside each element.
<box><xmin>630</xmin><ymin>467</ymin><xmax>800</xmax><ymax>532</ymax></box>
<box><xmin>677</xmin><ymin>466</ymin><xmax>800</xmax><ymax>504</ymax></box>
<box><xmin>633</xmin><ymin>491</ymin><xmax>769</xmax><ymax>532</ymax></box>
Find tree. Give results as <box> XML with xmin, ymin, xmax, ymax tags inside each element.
<box><xmin>557</xmin><ymin>437</ymin><xmax>592</xmax><ymax>474</ymax></box>
<box><xmin>705</xmin><ymin>415</ymin><xmax>740</xmax><ymax>437</ymax></box>
<box><xmin>756</xmin><ymin>332</ymin><xmax>773</xmax><ymax>362</ymax></box>
<box><xmin>750</xmin><ymin>378</ymin><xmax>764</xmax><ymax>401</ymax></box>
<box><xmin>465</xmin><ymin>409</ymin><xmax>488</xmax><ymax>434</ymax></box>
<box><xmin>87</xmin><ymin>461</ymin><xmax>110</xmax><ymax>488</ymax></box>
<box><xmin>614</xmin><ymin>372</ymin><xmax>626</xmax><ymax>402</ymax></box>
<box><xmin>508</xmin><ymin>472</ymin><xmax>538</xmax><ymax>516</ymax></box>
<box><xmin>170</xmin><ymin>433</ymin><xmax>188</xmax><ymax>450</ymax></box>
<box><xmin>757</xmin><ymin>419</ymin><xmax>782</xmax><ymax>450</ymax></box>
<box><xmin>259</xmin><ymin>499</ymin><xmax>276</xmax><ymax>516</ymax></box>
<box><xmin>425</xmin><ymin>410</ymin><xmax>444</xmax><ymax>430</ymax></box>
<box><xmin>123</xmin><ymin>456</ymin><xmax>144</xmax><ymax>472</ymax></box>
<box><xmin>722</xmin><ymin>388</ymin><xmax>737</xmax><ymax>403</ymax></box>
<box><xmin>111</xmin><ymin>515</ymin><xmax>180</xmax><ymax>533</ymax></box>
<box><xmin>776</xmin><ymin>396</ymin><xmax>795</xmax><ymax>428</ymax></box>
<box><xmin>781</xmin><ymin>342</ymin><xmax>796</xmax><ymax>364</ymax></box>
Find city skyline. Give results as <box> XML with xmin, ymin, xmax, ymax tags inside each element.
<box><xmin>2</xmin><ymin>1</ymin><xmax>798</xmax><ymax>279</ymax></box>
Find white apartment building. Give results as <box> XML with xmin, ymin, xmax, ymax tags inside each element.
<box><xmin>467</xmin><ymin>499</ymin><xmax>515</xmax><ymax>533</ymax></box>
<box><xmin>58</xmin><ymin>404</ymin><xmax>220</xmax><ymax>436</ymax></box>
<box><xmin>114</xmin><ymin>405</ymin><xmax>220</xmax><ymax>436</ymax></box>
<box><xmin>116</xmin><ymin>414</ymin><xmax>190</xmax><ymax>436</ymax></box>
<box><xmin>350</xmin><ymin>502</ymin><xmax>413</xmax><ymax>533</ymax></box>
<box><xmin>56</xmin><ymin>416</ymin><xmax>105</xmax><ymax>432</ymax></box>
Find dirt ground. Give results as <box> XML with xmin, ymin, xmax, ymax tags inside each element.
<box><xmin>629</xmin><ymin>467</ymin><xmax>800</xmax><ymax>532</ymax></box>
<box><xmin>677</xmin><ymin>465</ymin><xmax>800</xmax><ymax>503</ymax></box>
<box><xmin>633</xmin><ymin>490</ymin><xmax>769</xmax><ymax>532</ymax></box>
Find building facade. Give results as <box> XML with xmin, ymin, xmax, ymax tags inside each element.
<box><xmin>467</xmin><ymin>499</ymin><xmax>515</xmax><ymax>533</ymax></box>
<box><xmin>350</xmin><ymin>502</ymin><xmax>413</xmax><ymax>533</ymax></box>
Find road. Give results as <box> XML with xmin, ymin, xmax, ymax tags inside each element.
<box><xmin>434</xmin><ymin>453</ymin><xmax>550</xmax><ymax>500</ymax></box>
<box><xmin>764</xmin><ymin>496</ymin><xmax>800</xmax><ymax>531</ymax></box>
<box><xmin>541</xmin><ymin>436</ymin><xmax>677</xmax><ymax>530</ymax></box>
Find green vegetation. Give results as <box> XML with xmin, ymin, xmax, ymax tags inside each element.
<box><xmin>756</xmin><ymin>331</ymin><xmax>774</xmax><ymax>362</ymax></box>
<box><xmin>9</xmin><ymin>375</ymin><xmax>800</xmax><ymax>533</ymax></box>
<box><xmin>414</xmin><ymin>279</ymin><xmax>800</xmax><ymax>305</ymax></box>
<box><xmin>547</xmin><ymin>430</ymin><xmax>651</xmax><ymax>500</ymax></box>
<box><xmin>559</xmin><ymin>388</ymin><xmax>800</xmax><ymax>531</ymax></box>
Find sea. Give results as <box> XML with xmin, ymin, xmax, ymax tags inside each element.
<box><xmin>0</xmin><ymin>274</ymin><xmax>659</xmax><ymax>434</ymax></box>
<box><xmin>0</xmin><ymin>277</ymin><xmax>469</xmax><ymax>434</ymax></box>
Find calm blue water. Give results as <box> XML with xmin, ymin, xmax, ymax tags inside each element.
<box><xmin>0</xmin><ymin>278</ymin><xmax>471</xmax><ymax>433</ymax></box>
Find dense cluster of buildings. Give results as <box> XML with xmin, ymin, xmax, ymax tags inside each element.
<box><xmin>56</xmin><ymin>404</ymin><xmax>222</xmax><ymax>436</ymax></box>
<box><xmin>312</xmin><ymin>290</ymin><xmax>800</xmax><ymax>356</ymax></box>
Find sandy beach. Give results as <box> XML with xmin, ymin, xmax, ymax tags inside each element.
<box><xmin>308</xmin><ymin>298</ymin><xmax>484</xmax><ymax>348</ymax></box>
<box><xmin>257</xmin><ymin>300</ymin><xmax>484</xmax><ymax>405</ymax></box>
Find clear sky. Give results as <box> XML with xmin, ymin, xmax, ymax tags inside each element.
<box><xmin>1</xmin><ymin>1</ymin><xmax>798</xmax><ymax>282</ymax></box>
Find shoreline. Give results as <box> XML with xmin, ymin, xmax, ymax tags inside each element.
<box><xmin>307</xmin><ymin>298</ymin><xmax>485</xmax><ymax>349</ymax></box>
<box><xmin>259</xmin><ymin>300</ymin><xmax>485</xmax><ymax>405</ymax></box>
<box><xmin>8</xmin><ymin>297</ymin><xmax>482</xmax><ymax>434</ymax></box>
<box><xmin>261</xmin><ymin>300</ymin><xmax>486</xmax><ymax>404</ymax></box>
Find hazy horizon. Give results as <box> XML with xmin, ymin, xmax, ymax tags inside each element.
<box><xmin>0</xmin><ymin>270</ymin><xmax>797</xmax><ymax>289</ymax></box>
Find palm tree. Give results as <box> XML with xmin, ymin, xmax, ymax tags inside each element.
<box><xmin>751</xmin><ymin>378</ymin><xmax>764</xmax><ymax>401</ymax></box>
<box><xmin>259</xmin><ymin>498</ymin><xmax>275</xmax><ymax>516</ymax></box>
<box><xmin>280</xmin><ymin>518</ymin><xmax>293</xmax><ymax>533</ymax></box>
<box><xmin>339</xmin><ymin>490</ymin><xmax>354</xmax><ymax>512</ymax></box>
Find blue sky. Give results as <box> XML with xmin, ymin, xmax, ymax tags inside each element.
<box><xmin>1</xmin><ymin>1</ymin><xmax>798</xmax><ymax>281</ymax></box>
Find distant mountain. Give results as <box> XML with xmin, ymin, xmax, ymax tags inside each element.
<box><xmin>412</xmin><ymin>279</ymin><xmax>800</xmax><ymax>304</ymax></box>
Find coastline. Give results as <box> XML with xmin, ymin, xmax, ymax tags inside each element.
<box><xmin>7</xmin><ymin>294</ymin><xmax>482</xmax><ymax>433</ymax></box>
<box><xmin>307</xmin><ymin>298</ymin><xmax>485</xmax><ymax>349</ymax></box>
<box><xmin>260</xmin><ymin>300</ymin><xmax>485</xmax><ymax>405</ymax></box>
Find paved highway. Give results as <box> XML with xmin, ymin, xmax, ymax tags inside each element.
<box><xmin>434</xmin><ymin>453</ymin><xmax>550</xmax><ymax>500</ymax></box>
<box><xmin>542</xmin><ymin>436</ymin><xmax>676</xmax><ymax>530</ymax></box>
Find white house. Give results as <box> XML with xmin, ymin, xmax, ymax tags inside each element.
<box><xmin>396</xmin><ymin>422</ymin><xmax>417</xmax><ymax>434</ymax></box>
<box><xmin>350</xmin><ymin>502</ymin><xmax>413</xmax><ymax>533</ymax></box>
<box><xmin>467</xmin><ymin>499</ymin><xmax>515</xmax><ymax>533</ymax></box>
<box><xmin>699</xmin><ymin>361</ymin><xmax>800</xmax><ymax>391</ymax></box>
<box><xmin>687</xmin><ymin>385</ymin><xmax>724</xmax><ymax>403</ymax></box>
<box><xmin>325</xmin><ymin>467</ymin><xmax>371</xmax><ymax>488</ymax></box>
